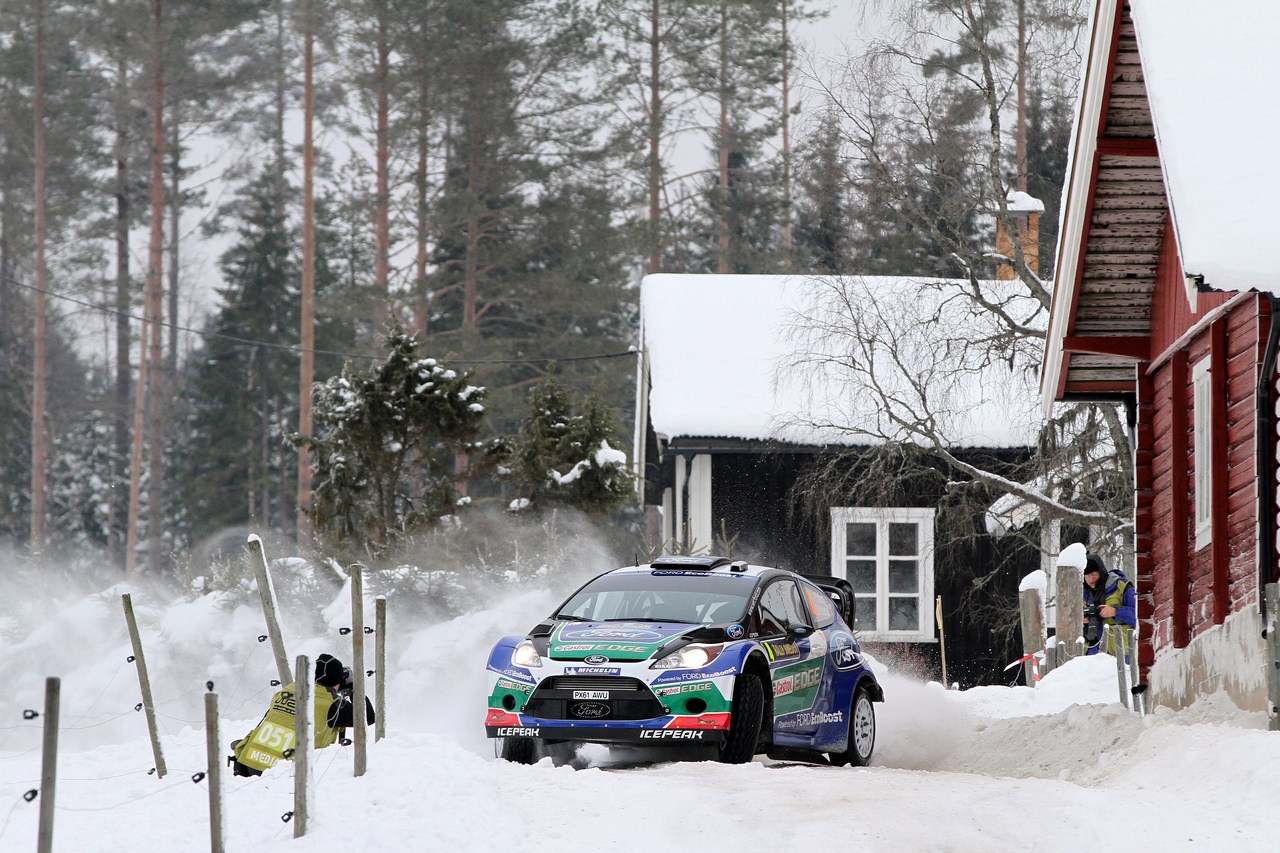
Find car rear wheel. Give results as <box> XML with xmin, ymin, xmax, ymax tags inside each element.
<box><xmin>499</xmin><ymin>735</ymin><xmax>542</xmax><ymax>765</ymax></box>
<box><xmin>718</xmin><ymin>673</ymin><xmax>764</xmax><ymax>764</ymax></box>
<box><xmin>830</xmin><ymin>685</ymin><xmax>875</xmax><ymax>767</ymax></box>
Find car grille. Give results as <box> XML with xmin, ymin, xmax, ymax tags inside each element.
<box><xmin>543</xmin><ymin>676</ymin><xmax>644</xmax><ymax>691</ymax></box>
<box><xmin>524</xmin><ymin>676</ymin><xmax>665</xmax><ymax>721</ymax></box>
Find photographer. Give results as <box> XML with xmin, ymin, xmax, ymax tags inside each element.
<box><xmin>230</xmin><ymin>653</ymin><xmax>375</xmax><ymax>777</ymax></box>
<box><xmin>1082</xmin><ymin>553</ymin><xmax>1136</xmax><ymax>658</ymax></box>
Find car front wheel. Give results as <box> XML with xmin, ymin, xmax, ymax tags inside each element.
<box><xmin>718</xmin><ymin>673</ymin><xmax>764</xmax><ymax>764</ymax></box>
<box><xmin>498</xmin><ymin>735</ymin><xmax>542</xmax><ymax>765</ymax></box>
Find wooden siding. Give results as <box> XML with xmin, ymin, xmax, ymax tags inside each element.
<box><xmin>1146</xmin><ymin>297</ymin><xmax>1264</xmax><ymax>653</ymax></box>
<box><xmin>1102</xmin><ymin>8</ymin><xmax>1153</xmax><ymax>138</ymax></box>
<box><xmin>1134</xmin><ymin>370</ymin><xmax>1157</xmax><ymax>675</ymax></box>
<box><xmin>1148</xmin><ymin>214</ymin><xmax>1232</xmax><ymax>356</ymax></box>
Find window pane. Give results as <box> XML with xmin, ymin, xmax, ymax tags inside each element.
<box><xmin>888</xmin><ymin>560</ymin><xmax>918</xmax><ymax>593</ymax></box>
<box><xmin>846</xmin><ymin>523</ymin><xmax>876</xmax><ymax>556</ymax></box>
<box><xmin>847</xmin><ymin>559</ymin><xmax>876</xmax><ymax>593</ymax></box>
<box><xmin>889</xmin><ymin>597</ymin><xmax>918</xmax><ymax>631</ymax></box>
<box><xmin>854</xmin><ymin>597</ymin><xmax>876</xmax><ymax>631</ymax></box>
<box><xmin>888</xmin><ymin>522</ymin><xmax>917</xmax><ymax>556</ymax></box>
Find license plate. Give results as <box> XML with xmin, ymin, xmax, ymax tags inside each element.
<box><xmin>573</xmin><ymin>690</ymin><xmax>609</xmax><ymax>700</ymax></box>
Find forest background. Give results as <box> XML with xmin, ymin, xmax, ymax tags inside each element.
<box><xmin>0</xmin><ymin>0</ymin><xmax>1094</xmax><ymax>590</ymax></box>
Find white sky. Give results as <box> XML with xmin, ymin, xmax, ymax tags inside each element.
<box><xmin>4</xmin><ymin>564</ymin><xmax>1279</xmax><ymax>851</ymax></box>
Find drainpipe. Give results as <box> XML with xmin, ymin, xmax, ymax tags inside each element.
<box><xmin>1256</xmin><ymin>294</ymin><xmax>1280</xmax><ymax>630</ymax></box>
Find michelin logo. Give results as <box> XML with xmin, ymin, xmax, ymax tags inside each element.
<box><xmin>640</xmin><ymin>730</ymin><xmax>704</xmax><ymax>739</ymax></box>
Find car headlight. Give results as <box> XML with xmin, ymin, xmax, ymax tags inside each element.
<box><xmin>511</xmin><ymin>639</ymin><xmax>542</xmax><ymax>668</ymax></box>
<box><xmin>650</xmin><ymin>643</ymin><xmax>723</xmax><ymax>670</ymax></box>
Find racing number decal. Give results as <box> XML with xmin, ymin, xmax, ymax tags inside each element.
<box><xmin>253</xmin><ymin>722</ymin><xmax>297</xmax><ymax>753</ymax></box>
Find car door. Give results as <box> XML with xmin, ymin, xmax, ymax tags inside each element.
<box><xmin>752</xmin><ymin>579</ymin><xmax>826</xmax><ymax>739</ymax></box>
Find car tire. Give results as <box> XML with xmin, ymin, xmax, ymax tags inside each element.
<box><xmin>499</xmin><ymin>735</ymin><xmax>541</xmax><ymax>765</ymax></box>
<box><xmin>831</xmin><ymin>685</ymin><xmax>875</xmax><ymax>767</ymax></box>
<box><xmin>718</xmin><ymin>673</ymin><xmax>764</xmax><ymax>765</ymax></box>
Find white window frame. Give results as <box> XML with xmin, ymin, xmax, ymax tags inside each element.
<box><xmin>830</xmin><ymin>506</ymin><xmax>936</xmax><ymax>643</ymax></box>
<box><xmin>1192</xmin><ymin>356</ymin><xmax>1212</xmax><ymax>550</ymax></box>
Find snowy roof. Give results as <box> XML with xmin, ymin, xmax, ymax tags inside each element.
<box><xmin>641</xmin><ymin>274</ymin><xmax>1043</xmax><ymax>449</ymax></box>
<box><xmin>1130</xmin><ymin>0</ymin><xmax>1280</xmax><ymax>293</ymax></box>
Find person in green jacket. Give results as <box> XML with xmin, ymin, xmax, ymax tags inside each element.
<box><xmin>230</xmin><ymin>653</ymin><xmax>374</xmax><ymax>777</ymax></box>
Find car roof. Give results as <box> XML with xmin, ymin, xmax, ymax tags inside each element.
<box><xmin>603</xmin><ymin>556</ymin><xmax>790</xmax><ymax>582</ymax></box>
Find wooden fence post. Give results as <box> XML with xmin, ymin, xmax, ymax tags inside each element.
<box><xmin>293</xmin><ymin>655</ymin><xmax>311</xmax><ymax>838</ymax></box>
<box><xmin>246</xmin><ymin>535</ymin><xmax>291</xmax><ymax>685</ymax></box>
<box><xmin>37</xmin><ymin>677</ymin><xmax>59</xmax><ymax>853</ymax></box>
<box><xmin>351</xmin><ymin>563</ymin><xmax>367</xmax><ymax>777</ymax></box>
<box><xmin>1266</xmin><ymin>584</ymin><xmax>1280</xmax><ymax>731</ymax></box>
<box><xmin>1056</xmin><ymin>564</ymin><xmax>1083</xmax><ymax>663</ymax></box>
<box><xmin>204</xmin><ymin>691</ymin><xmax>225</xmax><ymax>853</ymax></box>
<box><xmin>1019</xmin><ymin>588</ymin><xmax>1045</xmax><ymax>687</ymax></box>
<box><xmin>121</xmin><ymin>593</ymin><xmax>167</xmax><ymax>778</ymax></box>
<box><xmin>375</xmin><ymin>596</ymin><xmax>386</xmax><ymax>741</ymax></box>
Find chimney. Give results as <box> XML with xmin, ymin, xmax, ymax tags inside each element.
<box><xmin>995</xmin><ymin>190</ymin><xmax>1044</xmax><ymax>280</ymax></box>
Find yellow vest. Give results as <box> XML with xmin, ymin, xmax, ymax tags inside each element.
<box><xmin>233</xmin><ymin>683</ymin><xmax>343</xmax><ymax>772</ymax></box>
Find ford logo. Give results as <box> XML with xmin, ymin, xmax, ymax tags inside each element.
<box><xmin>573</xmin><ymin>628</ymin><xmax>664</xmax><ymax>641</ymax></box>
<box><xmin>571</xmin><ymin>702</ymin><xmax>611</xmax><ymax>719</ymax></box>
<box><xmin>583</xmin><ymin>654</ymin><xmax>609</xmax><ymax>664</ymax></box>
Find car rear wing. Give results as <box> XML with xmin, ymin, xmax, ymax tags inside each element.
<box><xmin>813</xmin><ymin>577</ymin><xmax>856</xmax><ymax>629</ymax></box>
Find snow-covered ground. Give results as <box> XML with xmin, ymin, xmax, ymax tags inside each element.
<box><xmin>4</xmin><ymin>572</ymin><xmax>1279</xmax><ymax>852</ymax></box>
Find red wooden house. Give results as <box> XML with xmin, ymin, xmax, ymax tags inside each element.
<box><xmin>1042</xmin><ymin>0</ymin><xmax>1280</xmax><ymax>713</ymax></box>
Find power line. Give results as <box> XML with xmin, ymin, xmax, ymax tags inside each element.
<box><xmin>3</xmin><ymin>276</ymin><xmax>638</xmax><ymax>366</ymax></box>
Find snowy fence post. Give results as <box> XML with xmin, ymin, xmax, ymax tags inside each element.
<box><xmin>121</xmin><ymin>593</ymin><xmax>167</xmax><ymax>779</ymax></box>
<box><xmin>204</xmin><ymin>690</ymin><xmax>225</xmax><ymax>853</ymax></box>
<box><xmin>1018</xmin><ymin>588</ymin><xmax>1045</xmax><ymax>687</ymax></box>
<box><xmin>375</xmin><ymin>596</ymin><xmax>386</xmax><ymax>741</ymax></box>
<box><xmin>1267</xmin><ymin>584</ymin><xmax>1280</xmax><ymax>731</ymax></box>
<box><xmin>37</xmin><ymin>676</ymin><xmax>59</xmax><ymax>853</ymax></box>
<box><xmin>1055</xmin><ymin>559</ymin><xmax>1084</xmax><ymax>663</ymax></box>
<box><xmin>246</xmin><ymin>535</ymin><xmax>291</xmax><ymax>685</ymax></box>
<box><xmin>293</xmin><ymin>654</ymin><xmax>311</xmax><ymax>839</ymax></box>
<box><xmin>350</xmin><ymin>562</ymin><xmax>368</xmax><ymax>777</ymax></box>
<box><xmin>1043</xmin><ymin>642</ymin><xmax>1058</xmax><ymax>674</ymax></box>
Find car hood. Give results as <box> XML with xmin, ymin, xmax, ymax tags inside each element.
<box><xmin>547</xmin><ymin>621</ymin><xmax>696</xmax><ymax>661</ymax></box>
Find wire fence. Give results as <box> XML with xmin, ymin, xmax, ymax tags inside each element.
<box><xmin>1</xmin><ymin>633</ymin><xmax>385</xmax><ymax>848</ymax></box>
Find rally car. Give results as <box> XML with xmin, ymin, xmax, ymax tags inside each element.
<box><xmin>484</xmin><ymin>555</ymin><xmax>883</xmax><ymax>765</ymax></box>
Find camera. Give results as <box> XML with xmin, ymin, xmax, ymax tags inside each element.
<box><xmin>1083</xmin><ymin>604</ymin><xmax>1100</xmax><ymax>618</ymax></box>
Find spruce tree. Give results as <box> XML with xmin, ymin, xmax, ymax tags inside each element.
<box><xmin>301</xmin><ymin>329</ymin><xmax>487</xmax><ymax>559</ymax></box>
<box><xmin>508</xmin><ymin>379</ymin><xmax>633</xmax><ymax>515</ymax></box>
<box><xmin>175</xmin><ymin>172</ymin><xmax>299</xmax><ymax>546</ymax></box>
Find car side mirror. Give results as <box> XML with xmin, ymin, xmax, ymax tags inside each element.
<box><xmin>788</xmin><ymin>623</ymin><xmax>814</xmax><ymax>639</ymax></box>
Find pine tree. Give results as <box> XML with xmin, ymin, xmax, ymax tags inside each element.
<box><xmin>677</xmin><ymin>0</ymin><xmax>784</xmax><ymax>273</ymax></box>
<box><xmin>301</xmin><ymin>329</ymin><xmax>487</xmax><ymax>559</ymax></box>
<box><xmin>793</xmin><ymin>109</ymin><xmax>853</xmax><ymax>273</ymax></box>
<box><xmin>508</xmin><ymin>379</ymin><xmax>633</xmax><ymax>515</ymax></box>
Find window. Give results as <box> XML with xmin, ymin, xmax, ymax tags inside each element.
<box><xmin>830</xmin><ymin>507</ymin><xmax>936</xmax><ymax>642</ymax></box>
<box><xmin>752</xmin><ymin>580</ymin><xmax>806</xmax><ymax>636</ymax></box>
<box><xmin>798</xmin><ymin>580</ymin><xmax>837</xmax><ymax>628</ymax></box>
<box><xmin>1193</xmin><ymin>356</ymin><xmax>1212</xmax><ymax>550</ymax></box>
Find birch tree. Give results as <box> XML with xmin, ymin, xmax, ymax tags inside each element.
<box><xmin>789</xmin><ymin>1</ymin><xmax>1129</xmax><ymax>601</ymax></box>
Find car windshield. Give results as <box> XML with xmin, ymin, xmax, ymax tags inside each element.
<box><xmin>555</xmin><ymin>571</ymin><xmax>754</xmax><ymax>625</ymax></box>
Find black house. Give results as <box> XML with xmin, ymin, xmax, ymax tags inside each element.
<box><xmin>634</xmin><ymin>274</ymin><xmax>1044</xmax><ymax>686</ymax></box>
